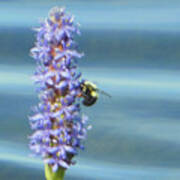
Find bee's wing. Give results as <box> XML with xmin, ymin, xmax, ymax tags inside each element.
<box><xmin>87</xmin><ymin>81</ymin><xmax>111</xmax><ymax>98</ymax></box>
<box><xmin>97</xmin><ymin>89</ymin><xmax>112</xmax><ymax>98</ymax></box>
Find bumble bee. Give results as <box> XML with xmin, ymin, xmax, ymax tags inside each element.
<box><xmin>80</xmin><ymin>80</ymin><xmax>111</xmax><ymax>106</ymax></box>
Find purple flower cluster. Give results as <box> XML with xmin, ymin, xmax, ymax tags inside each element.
<box><xmin>29</xmin><ymin>7</ymin><xmax>90</xmax><ymax>172</ymax></box>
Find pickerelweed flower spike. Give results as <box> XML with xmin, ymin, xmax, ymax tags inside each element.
<box><xmin>29</xmin><ymin>7</ymin><xmax>90</xmax><ymax>180</ymax></box>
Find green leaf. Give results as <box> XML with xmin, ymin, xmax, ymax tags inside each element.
<box><xmin>45</xmin><ymin>164</ymin><xmax>66</xmax><ymax>180</ymax></box>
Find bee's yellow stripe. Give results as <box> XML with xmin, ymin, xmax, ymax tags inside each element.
<box><xmin>91</xmin><ymin>91</ymin><xmax>98</xmax><ymax>97</ymax></box>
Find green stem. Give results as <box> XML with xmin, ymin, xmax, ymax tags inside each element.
<box><xmin>45</xmin><ymin>164</ymin><xmax>66</xmax><ymax>180</ymax></box>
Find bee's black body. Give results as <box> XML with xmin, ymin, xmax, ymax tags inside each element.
<box><xmin>82</xmin><ymin>93</ymin><xmax>97</xmax><ymax>106</ymax></box>
<box><xmin>80</xmin><ymin>81</ymin><xmax>98</xmax><ymax>106</ymax></box>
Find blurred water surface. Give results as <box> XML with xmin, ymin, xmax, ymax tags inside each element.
<box><xmin>1</xmin><ymin>0</ymin><xmax>180</xmax><ymax>179</ymax></box>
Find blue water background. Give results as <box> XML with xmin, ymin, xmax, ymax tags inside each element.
<box><xmin>1</xmin><ymin>0</ymin><xmax>180</xmax><ymax>179</ymax></box>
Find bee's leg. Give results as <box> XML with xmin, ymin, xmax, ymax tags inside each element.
<box><xmin>77</xmin><ymin>92</ymin><xmax>83</xmax><ymax>97</ymax></box>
